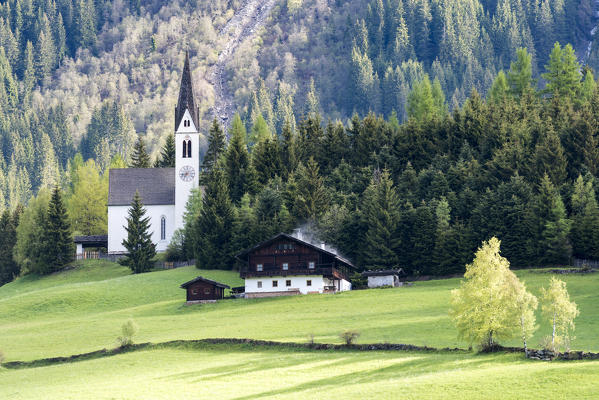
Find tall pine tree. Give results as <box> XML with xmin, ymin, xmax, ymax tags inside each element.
<box><xmin>121</xmin><ymin>191</ymin><xmax>156</xmax><ymax>273</ymax></box>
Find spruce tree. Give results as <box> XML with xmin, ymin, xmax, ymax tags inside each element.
<box><xmin>200</xmin><ymin>119</ymin><xmax>226</xmax><ymax>183</ymax></box>
<box><xmin>507</xmin><ymin>48</ymin><xmax>532</xmax><ymax>98</ymax></box>
<box><xmin>293</xmin><ymin>158</ymin><xmax>329</xmax><ymax>221</ymax></box>
<box><xmin>121</xmin><ymin>191</ymin><xmax>156</xmax><ymax>273</ymax></box>
<box><xmin>154</xmin><ymin>134</ymin><xmax>175</xmax><ymax>168</ymax></box>
<box><xmin>41</xmin><ymin>186</ymin><xmax>74</xmax><ymax>273</ymax></box>
<box><xmin>0</xmin><ymin>207</ymin><xmax>21</xmax><ymax>285</ymax></box>
<box><xmin>361</xmin><ymin>169</ymin><xmax>401</xmax><ymax>270</ymax></box>
<box><xmin>130</xmin><ymin>135</ymin><xmax>151</xmax><ymax>168</ymax></box>
<box><xmin>224</xmin><ymin>114</ymin><xmax>257</xmax><ymax>203</ymax></box>
<box><xmin>537</xmin><ymin>175</ymin><xmax>571</xmax><ymax>265</ymax></box>
<box><xmin>570</xmin><ymin>175</ymin><xmax>599</xmax><ymax>259</ymax></box>
<box><xmin>193</xmin><ymin>168</ymin><xmax>235</xmax><ymax>269</ymax></box>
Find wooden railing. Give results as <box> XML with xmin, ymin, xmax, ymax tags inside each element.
<box><xmin>241</xmin><ymin>263</ymin><xmax>350</xmax><ymax>280</ymax></box>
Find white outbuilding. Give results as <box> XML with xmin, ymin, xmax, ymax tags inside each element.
<box><xmin>362</xmin><ymin>269</ymin><xmax>405</xmax><ymax>288</ymax></box>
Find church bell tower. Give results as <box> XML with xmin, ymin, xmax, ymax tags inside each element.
<box><xmin>174</xmin><ymin>51</ymin><xmax>200</xmax><ymax>230</ymax></box>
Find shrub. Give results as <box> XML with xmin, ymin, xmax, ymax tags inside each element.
<box><xmin>117</xmin><ymin>320</ymin><xmax>139</xmax><ymax>347</ymax></box>
<box><xmin>340</xmin><ymin>330</ymin><xmax>360</xmax><ymax>346</ymax></box>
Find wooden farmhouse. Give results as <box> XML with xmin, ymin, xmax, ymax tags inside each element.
<box><xmin>236</xmin><ymin>233</ymin><xmax>355</xmax><ymax>298</ymax></box>
<box><xmin>180</xmin><ymin>276</ymin><xmax>230</xmax><ymax>303</ymax></box>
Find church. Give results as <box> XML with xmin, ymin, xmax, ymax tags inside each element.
<box><xmin>107</xmin><ymin>53</ymin><xmax>200</xmax><ymax>253</ymax></box>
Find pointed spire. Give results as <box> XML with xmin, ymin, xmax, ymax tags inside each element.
<box><xmin>175</xmin><ymin>51</ymin><xmax>199</xmax><ymax>131</ymax></box>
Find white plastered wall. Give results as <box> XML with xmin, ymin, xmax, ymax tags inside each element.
<box><xmin>175</xmin><ymin>108</ymin><xmax>200</xmax><ymax>230</ymax></box>
<box><xmin>108</xmin><ymin>204</ymin><xmax>175</xmax><ymax>253</ymax></box>
<box><xmin>245</xmin><ymin>276</ymin><xmax>352</xmax><ymax>294</ymax></box>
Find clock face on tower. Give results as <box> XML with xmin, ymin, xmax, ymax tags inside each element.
<box><xmin>179</xmin><ymin>165</ymin><xmax>195</xmax><ymax>182</ymax></box>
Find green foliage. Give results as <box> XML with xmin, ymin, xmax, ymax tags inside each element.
<box><xmin>541</xmin><ymin>277</ymin><xmax>579</xmax><ymax>351</ymax></box>
<box><xmin>361</xmin><ymin>170</ymin><xmax>401</xmax><ymax>270</ymax></box>
<box><xmin>67</xmin><ymin>159</ymin><xmax>107</xmax><ymax>235</ymax></box>
<box><xmin>117</xmin><ymin>319</ymin><xmax>139</xmax><ymax>347</ymax></box>
<box><xmin>40</xmin><ymin>186</ymin><xmax>74</xmax><ymax>274</ymax></box>
<box><xmin>292</xmin><ymin>157</ymin><xmax>329</xmax><ymax>222</ymax></box>
<box><xmin>129</xmin><ymin>135</ymin><xmax>151</xmax><ymax>168</ymax></box>
<box><xmin>120</xmin><ymin>191</ymin><xmax>156</xmax><ymax>274</ymax></box>
<box><xmin>450</xmin><ymin>238</ymin><xmax>536</xmax><ymax>349</ymax></box>
<box><xmin>154</xmin><ymin>134</ymin><xmax>175</xmax><ymax>168</ymax></box>
<box><xmin>193</xmin><ymin>169</ymin><xmax>234</xmax><ymax>269</ymax></box>
<box><xmin>201</xmin><ymin>119</ymin><xmax>227</xmax><ymax>183</ymax></box>
<box><xmin>13</xmin><ymin>190</ymin><xmax>51</xmax><ymax>274</ymax></box>
<box><xmin>0</xmin><ymin>207</ymin><xmax>21</xmax><ymax>285</ymax></box>
<box><xmin>224</xmin><ymin>114</ymin><xmax>257</xmax><ymax>203</ymax></box>
<box><xmin>542</xmin><ymin>43</ymin><xmax>581</xmax><ymax>99</ymax></box>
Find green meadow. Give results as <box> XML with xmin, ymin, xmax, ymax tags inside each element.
<box><xmin>1</xmin><ymin>260</ymin><xmax>599</xmax><ymax>398</ymax></box>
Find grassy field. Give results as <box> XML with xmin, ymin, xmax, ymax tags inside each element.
<box><xmin>1</xmin><ymin>260</ymin><xmax>599</xmax><ymax>398</ymax></box>
<box><xmin>1</xmin><ymin>261</ymin><xmax>599</xmax><ymax>362</ymax></box>
<box><xmin>1</xmin><ymin>343</ymin><xmax>599</xmax><ymax>399</ymax></box>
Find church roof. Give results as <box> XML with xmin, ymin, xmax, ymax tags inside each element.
<box><xmin>175</xmin><ymin>51</ymin><xmax>199</xmax><ymax>131</ymax></box>
<box><xmin>108</xmin><ymin>168</ymin><xmax>175</xmax><ymax>206</ymax></box>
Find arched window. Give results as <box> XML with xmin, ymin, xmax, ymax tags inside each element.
<box><xmin>160</xmin><ymin>216</ymin><xmax>166</xmax><ymax>241</ymax></box>
<box><xmin>182</xmin><ymin>140</ymin><xmax>187</xmax><ymax>158</ymax></box>
<box><xmin>186</xmin><ymin>139</ymin><xmax>192</xmax><ymax>158</ymax></box>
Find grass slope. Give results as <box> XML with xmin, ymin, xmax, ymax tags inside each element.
<box><xmin>1</xmin><ymin>261</ymin><xmax>599</xmax><ymax>364</ymax></box>
<box><xmin>2</xmin><ymin>344</ymin><xmax>599</xmax><ymax>399</ymax></box>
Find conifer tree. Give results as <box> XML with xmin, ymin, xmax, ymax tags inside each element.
<box><xmin>200</xmin><ymin>119</ymin><xmax>226</xmax><ymax>182</ymax></box>
<box><xmin>41</xmin><ymin>186</ymin><xmax>74</xmax><ymax>273</ymax></box>
<box><xmin>569</xmin><ymin>175</ymin><xmax>599</xmax><ymax>259</ymax></box>
<box><xmin>252</xmin><ymin>136</ymin><xmax>283</xmax><ymax>186</ymax></box>
<box><xmin>537</xmin><ymin>175</ymin><xmax>571</xmax><ymax>265</ymax></box>
<box><xmin>542</xmin><ymin>42</ymin><xmax>581</xmax><ymax>99</ymax></box>
<box><xmin>154</xmin><ymin>134</ymin><xmax>175</xmax><ymax>168</ymax></box>
<box><xmin>121</xmin><ymin>191</ymin><xmax>156</xmax><ymax>273</ymax></box>
<box><xmin>224</xmin><ymin>114</ymin><xmax>257</xmax><ymax>203</ymax></box>
<box><xmin>293</xmin><ymin>157</ymin><xmax>329</xmax><ymax>221</ymax></box>
<box><xmin>507</xmin><ymin>48</ymin><xmax>533</xmax><ymax>98</ymax></box>
<box><xmin>361</xmin><ymin>169</ymin><xmax>401</xmax><ymax>269</ymax></box>
<box><xmin>0</xmin><ymin>207</ymin><xmax>21</xmax><ymax>285</ymax></box>
<box><xmin>193</xmin><ymin>168</ymin><xmax>234</xmax><ymax>269</ymax></box>
<box><xmin>130</xmin><ymin>135</ymin><xmax>150</xmax><ymax>168</ymax></box>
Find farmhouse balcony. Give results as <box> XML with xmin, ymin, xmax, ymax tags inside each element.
<box><xmin>240</xmin><ymin>263</ymin><xmax>351</xmax><ymax>280</ymax></box>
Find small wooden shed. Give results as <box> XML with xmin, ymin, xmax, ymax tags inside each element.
<box><xmin>180</xmin><ymin>276</ymin><xmax>230</xmax><ymax>302</ymax></box>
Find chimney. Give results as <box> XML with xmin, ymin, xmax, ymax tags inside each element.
<box><xmin>320</xmin><ymin>243</ymin><xmax>326</xmax><ymax>250</ymax></box>
<box><xmin>294</xmin><ymin>228</ymin><xmax>303</xmax><ymax>241</ymax></box>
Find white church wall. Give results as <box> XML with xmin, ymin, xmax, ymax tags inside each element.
<box><xmin>108</xmin><ymin>204</ymin><xmax>175</xmax><ymax>253</ymax></box>
<box><xmin>174</xmin><ymin>109</ymin><xmax>200</xmax><ymax>230</ymax></box>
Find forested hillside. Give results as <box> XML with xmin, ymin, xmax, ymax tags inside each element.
<box><xmin>0</xmin><ymin>0</ymin><xmax>596</xmax><ymax>212</ymax></box>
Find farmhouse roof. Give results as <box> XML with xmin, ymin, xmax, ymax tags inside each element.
<box><xmin>175</xmin><ymin>51</ymin><xmax>199</xmax><ymax>130</ymax></box>
<box><xmin>362</xmin><ymin>269</ymin><xmax>405</xmax><ymax>277</ymax></box>
<box><xmin>108</xmin><ymin>168</ymin><xmax>175</xmax><ymax>206</ymax></box>
<box><xmin>180</xmin><ymin>276</ymin><xmax>230</xmax><ymax>289</ymax></box>
<box><xmin>236</xmin><ymin>232</ymin><xmax>356</xmax><ymax>269</ymax></box>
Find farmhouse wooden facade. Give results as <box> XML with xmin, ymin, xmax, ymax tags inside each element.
<box><xmin>180</xmin><ymin>276</ymin><xmax>230</xmax><ymax>302</ymax></box>
<box><xmin>236</xmin><ymin>233</ymin><xmax>354</xmax><ymax>297</ymax></box>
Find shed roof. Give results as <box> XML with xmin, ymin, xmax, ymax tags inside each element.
<box><xmin>74</xmin><ymin>235</ymin><xmax>108</xmax><ymax>246</ymax></box>
<box><xmin>180</xmin><ymin>276</ymin><xmax>230</xmax><ymax>289</ymax></box>
<box><xmin>108</xmin><ymin>168</ymin><xmax>175</xmax><ymax>206</ymax></box>
<box><xmin>236</xmin><ymin>233</ymin><xmax>356</xmax><ymax>269</ymax></box>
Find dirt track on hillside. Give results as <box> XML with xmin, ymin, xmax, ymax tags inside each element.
<box><xmin>209</xmin><ymin>0</ymin><xmax>278</xmax><ymax>130</ymax></box>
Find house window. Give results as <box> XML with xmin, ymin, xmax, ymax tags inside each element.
<box><xmin>160</xmin><ymin>216</ymin><xmax>166</xmax><ymax>240</ymax></box>
<box><xmin>309</xmin><ymin>261</ymin><xmax>315</xmax><ymax>269</ymax></box>
<box><xmin>257</xmin><ymin>281</ymin><xmax>262</xmax><ymax>288</ymax></box>
<box><xmin>307</xmin><ymin>280</ymin><xmax>312</xmax><ymax>287</ymax></box>
<box><xmin>204</xmin><ymin>288</ymin><xmax>211</xmax><ymax>294</ymax></box>
<box><xmin>257</xmin><ymin>264</ymin><xmax>263</xmax><ymax>271</ymax></box>
<box><xmin>286</xmin><ymin>280</ymin><xmax>291</xmax><ymax>287</ymax></box>
<box><xmin>192</xmin><ymin>289</ymin><xmax>198</xmax><ymax>295</ymax></box>
<box><xmin>272</xmin><ymin>280</ymin><xmax>278</xmax><ymax>287</ymax></box>
<box><xmin>282</xmin><ymin>263</ymin><xmax>289</xmax><ymax>270</ymax></box>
